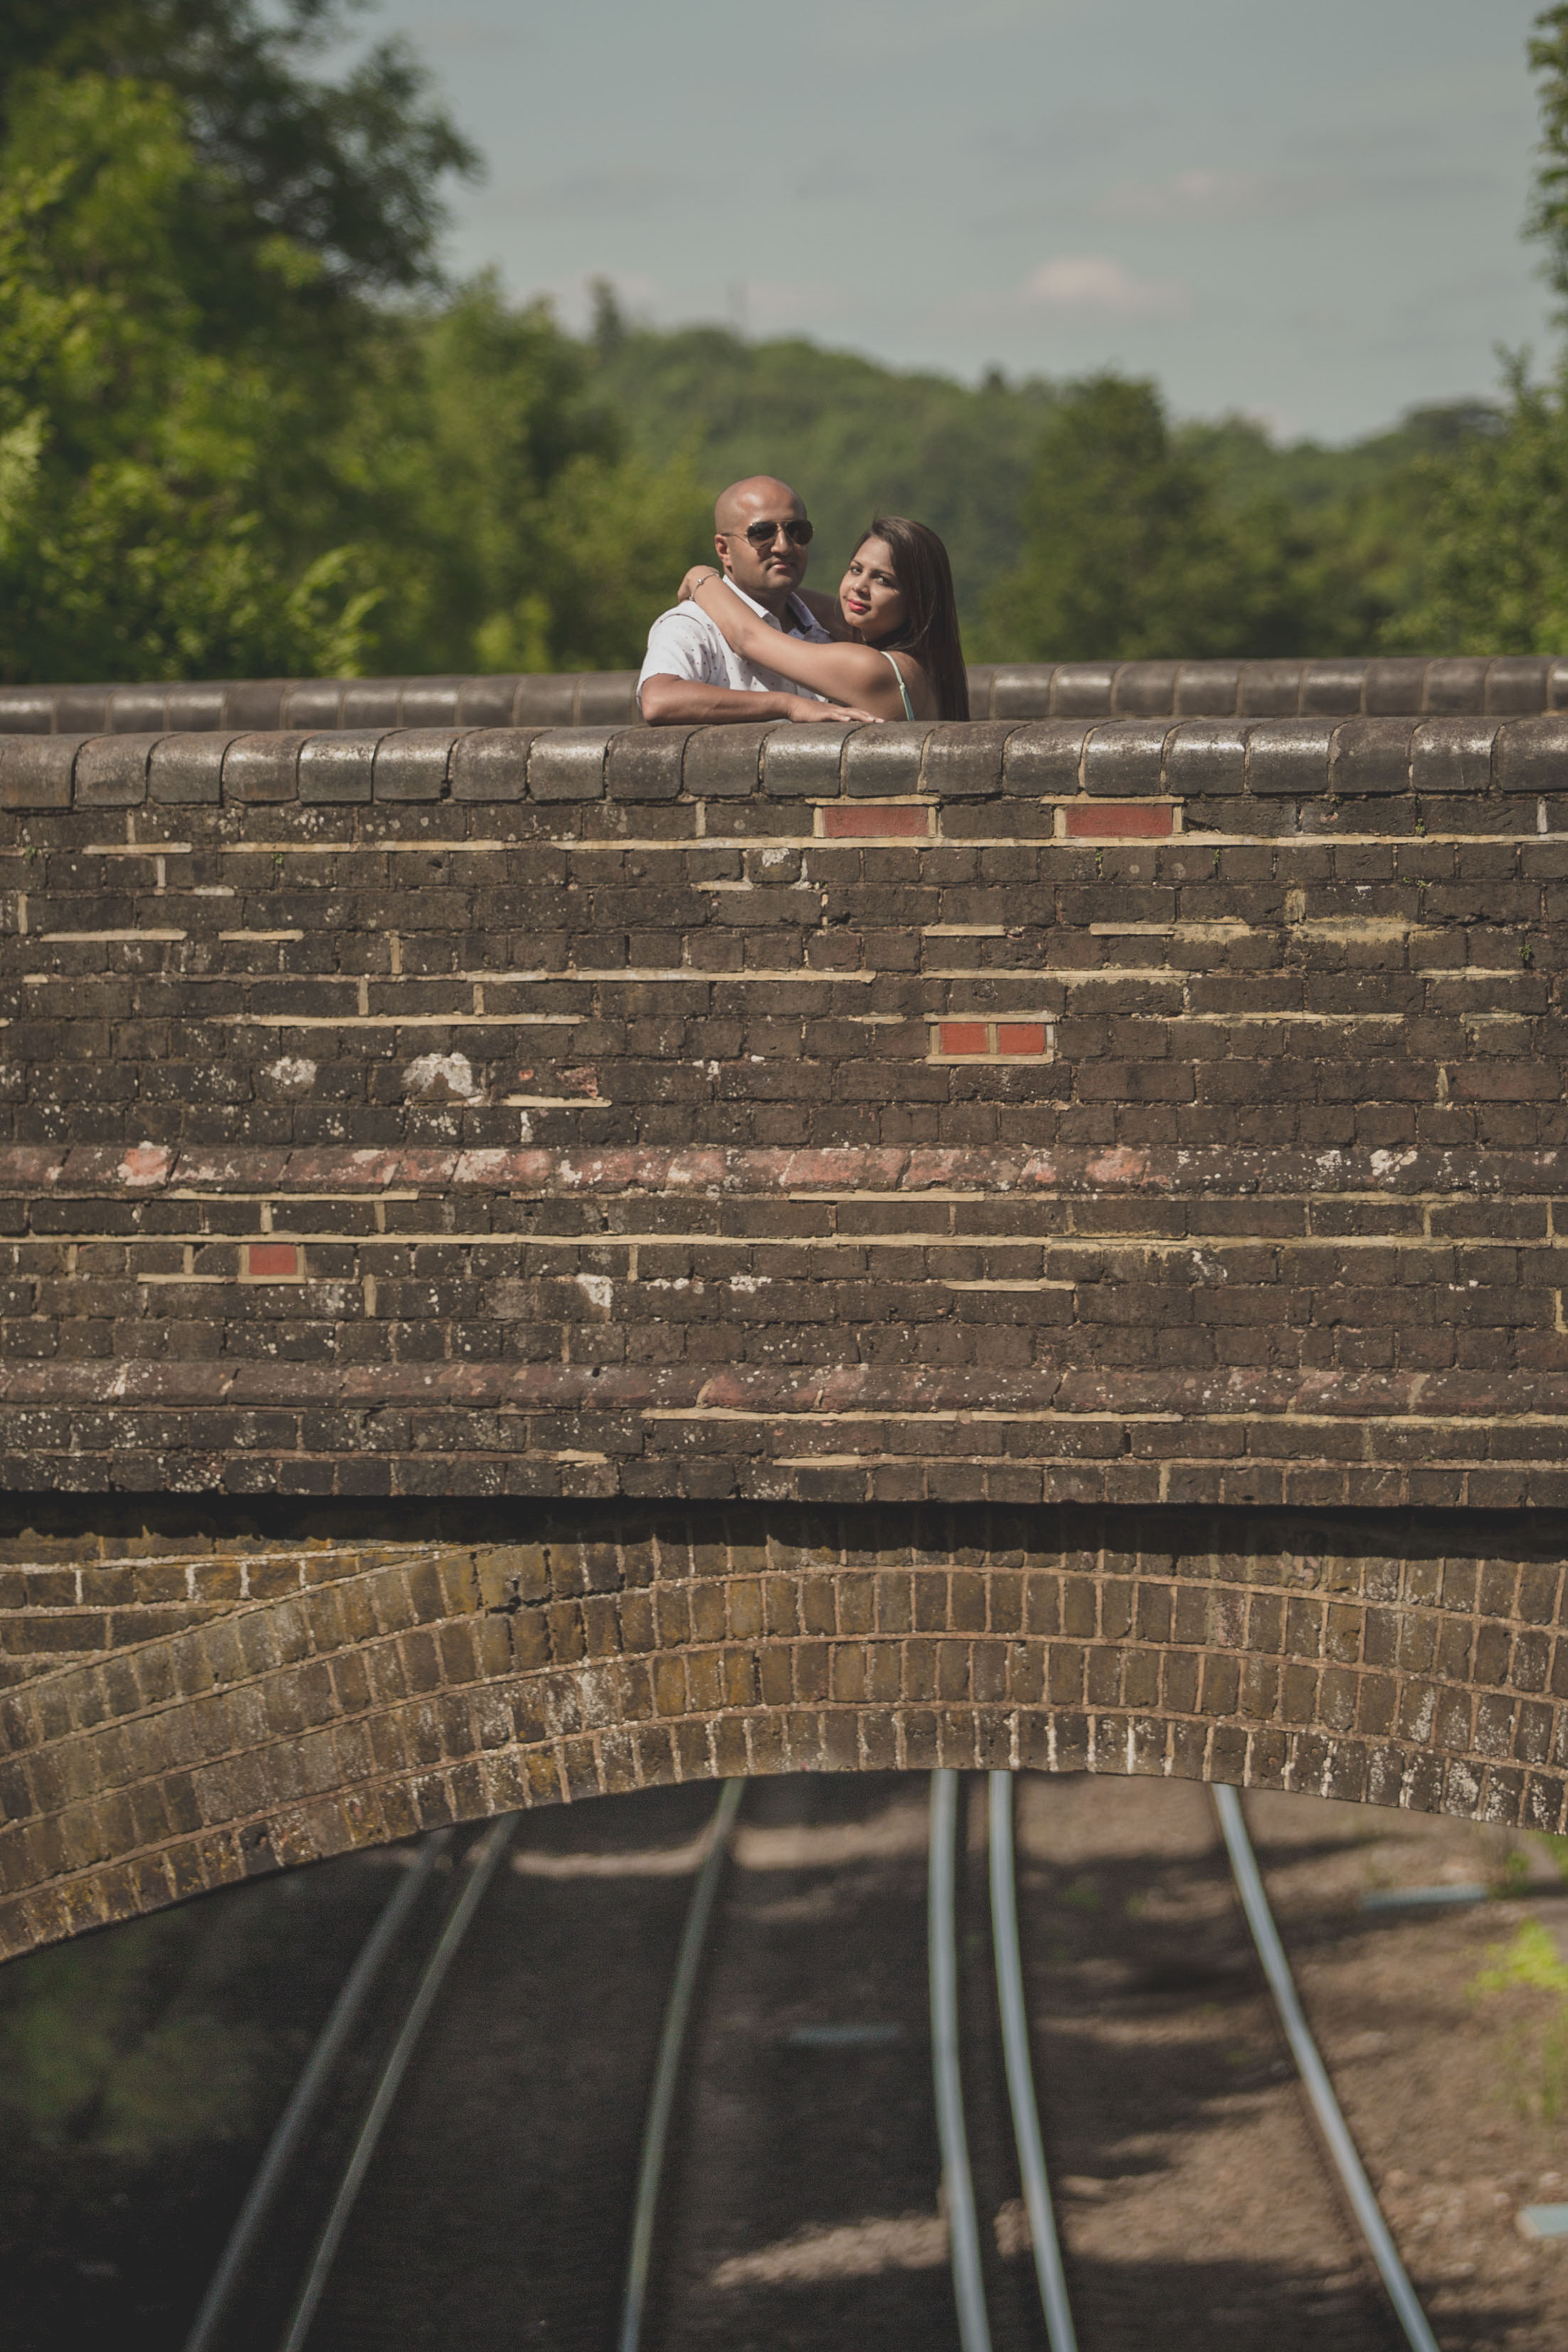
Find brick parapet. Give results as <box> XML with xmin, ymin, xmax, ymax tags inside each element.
<box><xmin>4</xmin><ymin>656</ymin><xmax>1568</xmax><ymax>736</ymax></box>
<box><xmin>0</xmin><ymin>1503</ymin><xmax>1562</xmax><ymax>1960</ymax></box>
<box><xmin>1</xmin><ymin>709</ymin><xmax>1567</xmax><ymax>810</ymax></box>
<box><xmin>0</xmin><ymin>713</ymin><xmax>1564</xmax><ymax>1503</ymax></box>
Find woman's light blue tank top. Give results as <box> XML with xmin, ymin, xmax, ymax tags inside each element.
<box><xmin>880</xmin><ymin>650</ymin><xmax>916</xmax><ymax>719</ymax></box>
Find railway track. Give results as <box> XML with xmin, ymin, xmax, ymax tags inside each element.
<box><xmin>177</xmin><ymin>1773</ymin><xmax>1446</xmax><ymax>2352</ymax></box>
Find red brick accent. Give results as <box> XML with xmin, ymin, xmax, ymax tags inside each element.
<box><xmin>995</xmin><ymin>1022</ymin><xmax>1049</xmax><ymax>1055</ymax></box>
<box><xmin>938</xmin><ymin>1021</ymin><xmax>990</xmax><ymax>1055</ymax></box>
<box><xmin>1064</xmin><ymin>802</ymin><xmax>1172</xmax><ymax>837</ymax></box>
<box><xmin>820</xmin><ymin>802</ymin><xmax>931</xmax><ymax>837</ymax></box>
<box><xmin>246</xmin><ymin>1242</ymin><xmax>300</xmax><ymax>1279</ymax></box>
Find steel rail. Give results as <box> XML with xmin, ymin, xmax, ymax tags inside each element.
<box><xmin>1212</xmin><ymin>1783</ymin><xmax>1440</xmax><ymax>2352</ymax></box>
<box><xmin>987</xmin><ymin>1772</ymin><xmax>1078</xmax><ymax>2352</ymax></box>
<box><xmin>617</xmin><ymin>1776</ymin><xmax>746</xmax><ymax>2352</ymax></box>
<box><xmin>181</xmin><ymin>1830</ymin><xmax>452</xmax><ymax>2352</ymax></box>
<box><xmin>276</xmin><ymin>1812</ymin><xmax>519</xmax><ymax>2352</ymax></box>
<box><xmin>929</xmin><ymin>1769</ymin><xmax>993</xmax><ymax>2352</ymax></box>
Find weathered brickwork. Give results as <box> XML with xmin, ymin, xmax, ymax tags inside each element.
<box><xmin>4</xmin><ymin>653</ymin><xmax>1568</xmax><ymax>735</ymax></box>
<box><xmin>1</xmin><ymin>1504</ymin><xmax>1565</xmax><ymax>1959</ymax></box>
<box><xmin>0</xmin><ymin>697</ymin><xmax>1564</xmax><ymax>1951</ymax></box>
<box><xmin>0</xmin><ymin>714</ymin><xmax>1563</xmax><ymax>1505</ymax></box>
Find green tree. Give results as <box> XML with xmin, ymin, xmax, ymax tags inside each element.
<box><xmin>339</xmin><ymin>277</ymin><xmax>709</xmax><ymax>674</ymax></box>
<box><xmin>1531</xmin><ymin>3</ymin><xmax>1568</xmax><ymax>306</ymax></box>
<box><xmin>1370</xmin><ymin>7</ymin><xmax>1568</xmax><ymax>652</ymax></box>
<box><xmin>0</xmin><ymin>0</ymin><xmax>477</xmax><ymax>297</ymax></box>
<box><xmin>0</xmin><ymin>0</ymin><xmax>483</xmax><ymax>682</ymax></box>
<box><xmin>1380</xmin><ymin>362</ymin><xmax>1568</xmax><ymax>652</ymax></box>
<box><xmin>0</xmin><ymin>70</ymin><xmax>376</xmax><ymax>682</ymax></box>
<box><xmin>0</xmin><ymin>22</ymin><xmax>706</xmax><ymax>681</ymax></box>
<box><xmin>983</xmin><ymin>374</ymin><xmax>1377</xmax><ymax>661</ymax></box>
<box><xmin>592</xmin><ymin>305</ymin><xmax>1058</xmax><ymax>631</ymax></box>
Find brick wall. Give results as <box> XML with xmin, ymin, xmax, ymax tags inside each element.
<box><xmin>0</xmin><ymin>702</ymin><xmax>1565</xmax><ymax>1951</ymax></box>
<box><xmin>0</xmin><ymin>711</ymin><xmax>1564</xmax><ymax>1508</ymax></box>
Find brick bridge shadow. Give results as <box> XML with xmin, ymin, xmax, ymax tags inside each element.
<box><xmin>1</xmin><ymin>1500</ymin><xmax>1563</xmax><ymax>1963</ymax></box>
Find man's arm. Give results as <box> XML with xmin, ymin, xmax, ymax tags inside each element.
<box><xmin>640</xmin><ymin>675</ymin><xmax>862</xmax><ymax>726</ymax></box>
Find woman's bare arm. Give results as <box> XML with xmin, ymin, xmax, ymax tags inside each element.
<box><xmin>675</xmin><ymin>571</ymin><xmax>846</xmax><ymax>637</ymax></box>
<box><xmin>690</xmin><ymin>576</ymin><xmax>911</xmax><ymax>716</ymax></box>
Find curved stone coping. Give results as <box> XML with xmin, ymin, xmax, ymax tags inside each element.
<box><xmin>3</xmin><ymin>657</ymin><xmax>1567</xmax><ymax>736</ymax></box>
<box><xmin>0</xmin><ymin>1505</ymin><xmax>1560</xmax><ymax>1959</ymax></box>
<box><xmin>1</xmin><ymin>713</ymin><xmax>1567</xmax><ymax>812</ymax></box>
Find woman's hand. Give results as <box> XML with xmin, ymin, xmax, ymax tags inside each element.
<box><xmin>784</xmin><ymin>697</ymin><xmax>881</xmax><ymax>724</ymax></box>
<box><xmin>679</xmin><ymin>564</ymin><xmax>723</xmax><ymax>602</ymax></box>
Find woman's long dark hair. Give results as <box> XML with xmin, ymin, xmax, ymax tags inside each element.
<box><xmin>851</xmin><ymin>515</ymin><xmax>970</xmax><ymax>720</ymax></box>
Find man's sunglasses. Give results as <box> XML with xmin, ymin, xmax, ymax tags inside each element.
<box><xmin>726</xmin><ymin>518</ymin><xmax>814</xmax><ymax>549</ymax></box>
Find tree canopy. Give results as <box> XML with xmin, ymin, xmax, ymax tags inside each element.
<box><xmin>2</xmin><ymin>0</ymin><xmax>1567</xmax><ymax>680</ymax></box>
<box><xmin>0</xmin><ymin>0</ymin><xmax>476</xmax><ymax>294</ymax></box>
<box><xmin>0</xmin><ymin>8</ymin><xmax>706</xmax><ymax>682</ymax></box>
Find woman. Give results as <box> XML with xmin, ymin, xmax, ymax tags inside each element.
<box><xmin>680</xmin><ymin>514</ymin><xmax>970</xmax><ymax>721</ymax></box>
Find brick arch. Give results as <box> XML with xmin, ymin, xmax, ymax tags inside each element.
<box><xmin>1</xmin><ymin>1505</ymin><xmax>1562</xmax><ymax>1961</ymax></box>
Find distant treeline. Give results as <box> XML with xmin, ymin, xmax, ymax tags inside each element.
<box><xmin>4</xmin><ymin>0</ymin><xmax>1568</xmax><ymax>683</ymax></box>
<box><xmin>593</xmin><ymin>307</ymin><xmax>1505</xmax><ymax>659</ymax></box>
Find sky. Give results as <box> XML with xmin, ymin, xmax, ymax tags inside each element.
<box><xmin>338</xmin><ymin>0</ymin><xmax>1552</xmax><ymax>443</ymax></box>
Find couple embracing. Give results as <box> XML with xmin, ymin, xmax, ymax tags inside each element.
<box><xmin>638</xmin><ymin>475</ymin><xmax>969</xmax><ymax>728</ymax></box>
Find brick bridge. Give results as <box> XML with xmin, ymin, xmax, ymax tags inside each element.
<box><xmin>2</xmin><ymin>659</ymin><xmax>1568</xmax><ymax>1959</ymax></box>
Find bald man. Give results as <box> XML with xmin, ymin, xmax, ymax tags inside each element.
<box><xmin>638</xmin><ymin>476</ymin><xmax>869</xmax><ymax>726</ymax></box>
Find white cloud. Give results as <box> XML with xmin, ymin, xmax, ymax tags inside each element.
<box><xmin>1023</xmin><ymin>255</ymin><xmax>1193</xmax><ymax>319</ymax></box>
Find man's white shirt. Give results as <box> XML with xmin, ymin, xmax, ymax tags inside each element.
<box><xmin>638</xmin><ymin>578</ymin><xmax>831</xmax><ymax>708</ymax></box>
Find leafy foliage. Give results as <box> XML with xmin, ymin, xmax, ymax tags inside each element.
<box><xmin>0</xmin><ymin>70</ymin><xmax>379</xmax><ymax>682</ymax></box>
<box><xmin>0</xmin><ymin>24</ymin><xmax>705</xmax><ymax>682</ymax></box>
<box><xmin>590</xmin><ymin>294</ymin><xmax>1058</xmax><ymax>627</ymax></box>
<box><xmin>0</xmin><ymin>0</ymin><xmax>477</xmax><ymax>295</ymax></box>
<box><xmin>981</xmin><ymin>373</ymin><xmax>1385</xmax><ymax>661</ymax></box>
<box><xmin>1468</xmin><ymin>1919</ymin><xmax>1568</xmax><ymax>2124</ymax></box>
<box><xmin>340</xmin><ymin>281</ymin><xmax>709</xmax><ymax>676</ymax></box>
<box><xmin>592</xmin><ymin>301</ymin><xmax>1498</xmax><ymax>659</ymax></box>
<box><xmin>0</xmin><ymin>1909</ymin><xmax>265</xmax><ymax>2158</ymax></box>
<box><xmin>1531</xmin><ymin>2</ymin><xmax>1568</xmax><ymax>307</ymax></box>
<box><xmin>1379</xmin><ymin>361</ymin><xmax>1568</xmax><ymax>653</ymax></box>
<box><xmin>3</xmin><ymin>0</ymin><xmax>1566</xmax><ymax>681</ymax></box>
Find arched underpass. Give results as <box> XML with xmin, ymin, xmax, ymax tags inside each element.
<box><xmin>2</xmin><ymin>1502</ymin><xmax>1564</xmax><ymax>1960</ymax></box>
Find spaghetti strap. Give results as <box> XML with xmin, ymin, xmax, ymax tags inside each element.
<box><xmin>879</xmin><ymin>649</ymin><xmax>917</xmax><ymax>720</ymax></box>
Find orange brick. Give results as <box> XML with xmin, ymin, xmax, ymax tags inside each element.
<box><xmin>822</xmin><ymin>804</ymin><xmax>930</xmax><ymax>837</ymax></box>
<box><xmin>938</xmin><ymin>1022</ymin><xmax>990</xmax><ymax>1055</ymax></box>
<box><xmin>1064</xmin><ymin>802</ymin><xmax>1172</xmax><ymax>838</ymax></box>
<box><xmin>247</xmin><ymin>1242</ymin><xmax>300</xmax><ymax>1279</ymax></box>
<box><xmin>995</xmin><ymin>1022</ymin><xmax>1047</xmax><ymax>1055</ymax></box>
